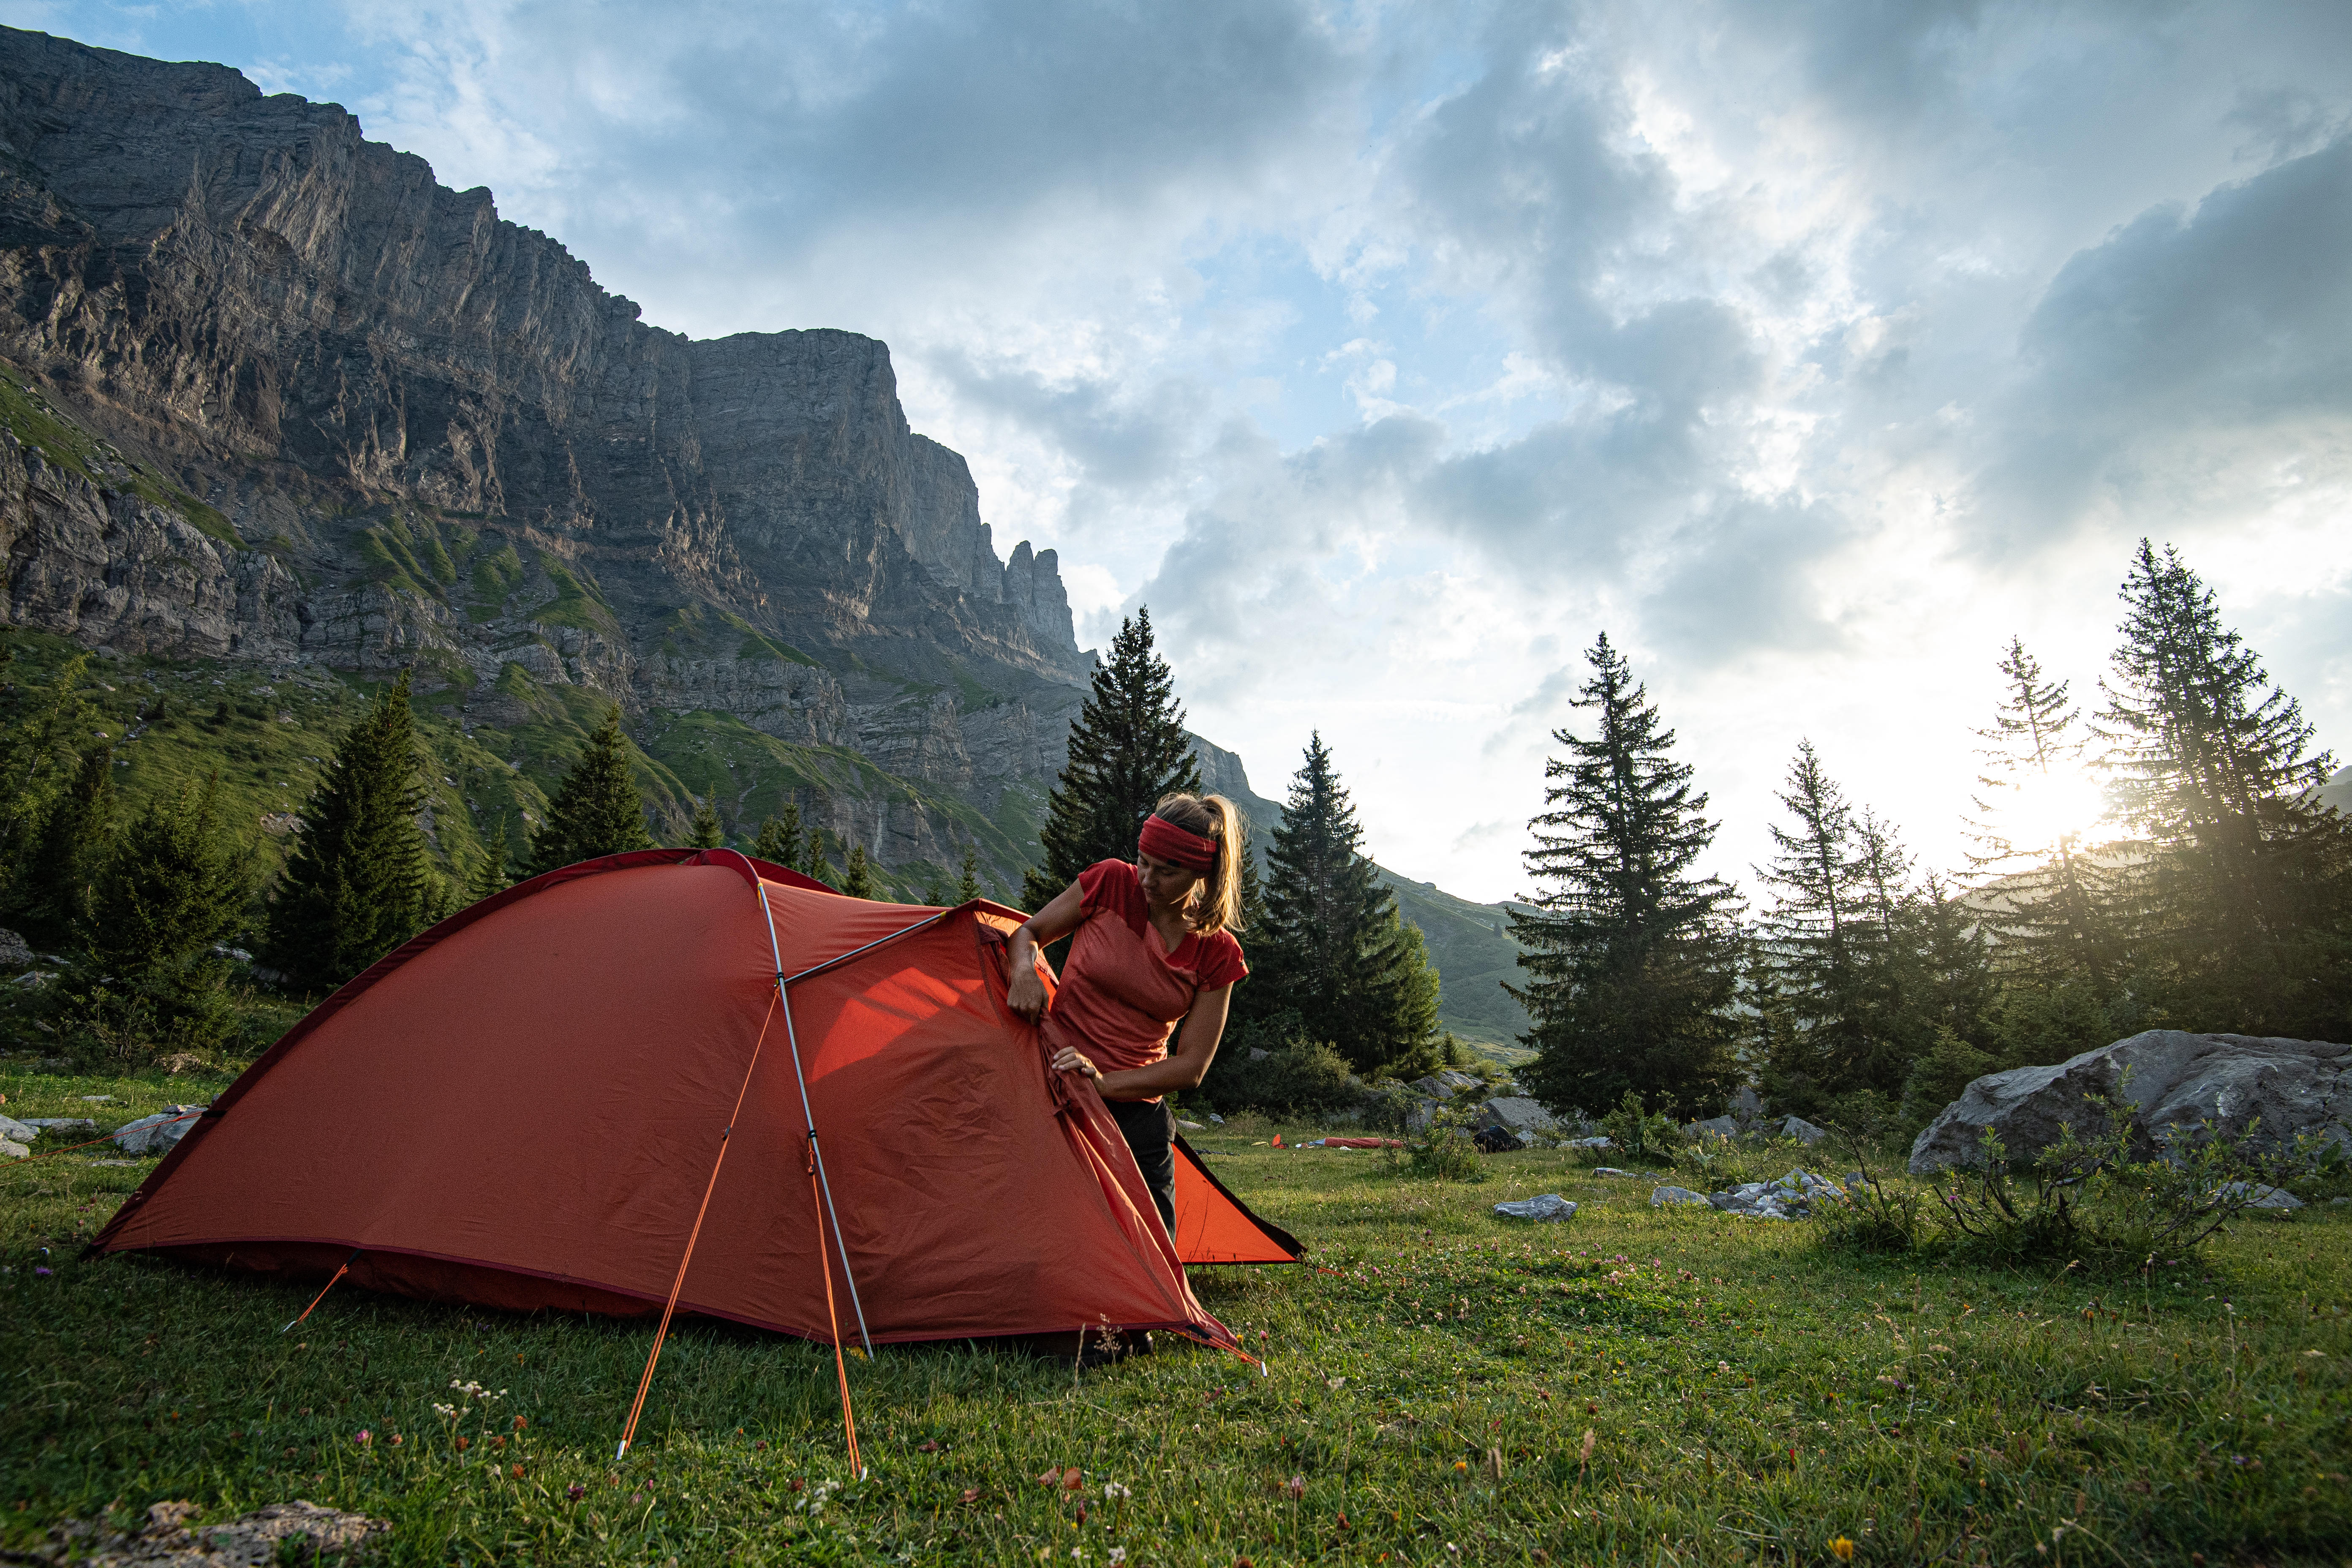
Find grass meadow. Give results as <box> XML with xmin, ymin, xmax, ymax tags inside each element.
<box><xmin>3</xmin><ymin>1062</ymin><xmax>2348</xmax><ymax>1567</ymax></box>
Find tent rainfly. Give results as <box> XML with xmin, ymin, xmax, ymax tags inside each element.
<box><xmin>93</xmin><ymin>850</ymin><xmax>1300</xmax><ymax>1394</ymax></box>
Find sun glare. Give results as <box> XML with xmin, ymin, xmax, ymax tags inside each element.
<box><xmin>2002</xmin><ymin>769</ymin><xmax>2107</xmax><ymax>852</ymax></box>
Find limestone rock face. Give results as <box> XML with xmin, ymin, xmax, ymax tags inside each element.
<box><xmin>0</xmin><ymin>28</ymin><xmax>1119</xmax><ymax>873</ymax></box>
<box><xmin>1908</xmin><ymin>1030</ymin><xmax>2352</xmax><ymax>1174</ymax></box>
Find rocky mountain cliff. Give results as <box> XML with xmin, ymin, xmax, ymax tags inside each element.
<box><xmin>0</xmin><ymin>27</ymin><xmax>1100</xmax><ymax>880</ymax></box>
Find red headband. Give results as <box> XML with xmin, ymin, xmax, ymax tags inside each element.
<box><xmin>1139</xmin><ymin>813</ymin><xmax>1218</xmax><ymax>872</ymax></box>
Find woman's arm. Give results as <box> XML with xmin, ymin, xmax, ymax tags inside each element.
<box><xmin>1005</xmin><ymin>880</ymin><xmax>1086</xmax><ymax>1021</ymax></box>
<box><xmin>1054</xmin><ymin>985</ymin><xmax>1232</xmax><ymax>1102</ymax></box>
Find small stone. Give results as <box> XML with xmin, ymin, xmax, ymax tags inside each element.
<box><xmin>0</xmin><ymin>1114</ymin><xmax>37</xmax><ymax>1143</ymax></box>
<box><xmin>1650</xmin><ymin>1186</ymin><xmax>1710</xmax><ymax>1207</ymax></box>
<box><xmin>1590</xmin><ymin>1167</ymin><xmax>1628</xmax><ymax>1178</ymax></box>
<box><xmin>1177</xmin><ymin>1119</ymin><xmax>1204</xmax><ymax>1130</ymax></box>
<box><xmin>1493</xmin><ymin>1194</ymin><xmax>1577</xmax><ymax>1223</ymax></box>
<box><xmin>1</xmin><ymin>1139</ymin><xmax>28</xmax><ymax>1160</ymax></box>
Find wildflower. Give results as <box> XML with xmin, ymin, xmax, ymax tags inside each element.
<box><xmin>1452</xmin><ymin>1460</ymin><xmax>1468</xmax><ymax>1475</ymax></box>
<box><xmin>566</xmin><ymin>1484</ymin><xmax>585</xmax><ymax>1500</ymax></box>
<box><xmin>355</xmin><ymin>1430</ymin><xmax>372</xmax><ymax>1446</ymax></box>
<box><xmin>960</xmin><ymin>1488</ymin><xmax>982</xmax><ymax>1504</ymax></box>
<box><xmin>1037</xmin><ymin>1466</ymin><xmax>1061</xmax><ymax>1486</ymax></box>
<box><xmin>1284</xmin><ymin>1475</ymin><xmax>1306</xmax><ymax>1499</ymax></box>
<box><xmin>512</xmin><ymin>1464</ymin><xmax>525</xmax><ymax>1479</ymax></box>
<box><xmin>1102</xmin><ymin>1482</ymin><xmax>1131</xmax><ymax>1499</ymax></box>
<box><xmin>513</xmin><ymin>1415</ymin><xmax>527</xmax><ymax>1431</ymax></box>
<box><xmin>389</xmin><ymin>1434</ymin><xmax>402</xmax><ymax>1446</ymax></box>
<box><xmin>33</xmin><ymin>1268</ymin><xmax>51</xmax><ymax>1278</ymax></box>
<box><xmin>1829</xmin><ymin>1538</ymin><xmax>1855</xmax><ymax>1560</ymax></box>
<box><xmin>433</xmin><ymin>1403</ymin><xmax>456</xmax><ymax>1418</ymax></box>
<box><xmin>1109</xmin><ymin>1551</ymin><xmax>1127</xmax><ymax>1565</ymax></box>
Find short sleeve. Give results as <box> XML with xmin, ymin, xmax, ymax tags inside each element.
<box><xmin>1077</xmin><ymin>859</ymin><xmax>1149</xmax><ymax>936</ymax></box>
<box><xmin>1194</xmin><ymin>932</ymin><xmax>1248</xmax><ymax>991</ymax></box>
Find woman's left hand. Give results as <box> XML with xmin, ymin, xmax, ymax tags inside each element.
<box><xmin>1050</xmin><ymin>1046</ymin><xmax>1102</xmax><ymax>1081</ymax></box>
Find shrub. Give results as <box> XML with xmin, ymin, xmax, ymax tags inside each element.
<box><xmin>1201</xmin><ymin>1010</ymin><xmax>1362</xmax><ymax>1117</ymax></box>
<box><xmin>1896</xmin><ymin>1029</ymin><xmax>1997</xmax><ymax>1139</ymax></box>
<box><xmin>1598</xmin><ymin>1091</ymin><xmax>1680</xmax><ymax>1165</ymax></box>
<box><xmin>1398</xmin><ymin>1104</ymin><xmax>1486</xmax><ymax>1182</ymax></box>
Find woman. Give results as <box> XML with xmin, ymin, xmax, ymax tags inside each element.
<box><xmin>1006</xmin><ymin>792</ymin><xmax>1248</xmax><ymax>1233</ymax></box>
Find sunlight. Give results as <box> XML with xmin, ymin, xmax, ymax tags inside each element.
<box><xmin>2001</xmin><ymin>768</ymin><xmax>2108</xmax><ymax>852</ymax></box>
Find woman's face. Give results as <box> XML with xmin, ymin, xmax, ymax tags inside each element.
<box><xmin>1135</xmin><ymin>849</ymin><xmax>1206</xmax><ymax>916</ymax></box>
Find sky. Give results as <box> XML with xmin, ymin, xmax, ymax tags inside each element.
<box><xmin>10</xmin><ymin>0</ymin><xmax>2352</xmax><ymax>904</ymax></box>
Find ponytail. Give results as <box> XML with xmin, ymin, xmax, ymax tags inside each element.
<box><xmin>1152</xmin><ymin>791</ymin><xmax>1246</xmax><ymax>935</ymax></box>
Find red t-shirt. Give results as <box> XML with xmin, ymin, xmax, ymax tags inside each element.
<box><xmin>1039</xmin><ymin>860</ymin><xmax>1247</xmax><ymax>1089</ymax></box>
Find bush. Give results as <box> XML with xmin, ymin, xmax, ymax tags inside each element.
<box><xmin>1201</xmin><ymin>1010</ymin><xmax>1362</xmax><ymax>1117</ymax></box>
<box><xmin>1397</xmin><ymin>1103</ymin><xmax>1486</xmax><ymax>1182</ymax></box>
<box><xmin>1359</xmin><ymin>1080</ymin><xmax>1424</xmax><ymax>1135</ymax></box>
<box><xmin>1896</xmin><ymin>1029</ymin><xmax>1997</xmax><ymax>1139</ymax></box>
<box><xmin>1597</xmin><ymin>1090</ymin><xmax>1680</xmax><ymax>1165</ymax></box>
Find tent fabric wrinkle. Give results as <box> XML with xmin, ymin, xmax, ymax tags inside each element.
<box><xmin>92</xmin><ymin>850</ymin><xmax>1298</xmax><ymax>1353</ymax></box>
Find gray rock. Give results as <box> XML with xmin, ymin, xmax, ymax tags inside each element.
<box><xmin>0</xmin><ymin>1114</ymin><xmax>37</xmax><ymax>1143</ymax></box>
<box><xmin>1733</xmin><ymin>1085</ymin><xmax>1766</xmax><ymax>1122</ymax></box>
<box><xmin>2219</xmin><ymin>1182</ymin><xmax>2304</xmax><ymax>1211</ymax></box>
<box><xmin>0</xmin><ymin>928</ymin><xmax>30</xmax><ymax>968</ymax></box>
<box><xmin>1909</xmin><ymin>1030</ymin><xmax>2352</xmax><ymax>1174</ymax></box>
<box><xmin>1566</xmin><ymin>1135</ymin><xmax>1613</xmax><ymax>1150</ymax></box>
<box><xmin>1493</xmin><ymin>1194</ymin><xmax>1577</xmax><ymax>1222</ymax></box>
<box><xmin>1177</xmin><ymin>1119</ymin><xmax>1204</xmax><ymax>1131</ymax></box>
<box><xmin>1246</xmin><ymin>1047</ymin><xmax>1271</xmax><ymax>1062</ymax></box>
<box><xmin>1686</xmin><ymin>1115</ymin><xmax>1739</xmax><ymax>1140</ymax></box>
<box><xmin>112</xmin><ymin>1106</ymin><xmax>204</xmax><ymax>1157</ymax></box>
<box><xmin>1473</xmin><ymin>1124</ymin><xmax>1528</xmax><ymax>1154</ymax></box>
<box><xmin>21</xmin><ymin>1118</ymin><xmax>100</xmax><ymax>1136</ymax></box>
<box><xmin>1</xmin><ymin>1139</ymin><xmax>27</xmax><ymax>1160</ymax></box>
<box><xmin>1473</xmin><ymin>1096</ymin><xmax>1558</xmax><ymax>1138</ymax></box>
<box><xmin>1650</xmin><ymin>1185</ymin><xmax>1710</xmax><ymax>1207</ymax></box>
<box><xmin>1590</xmin><ymin>1166</ymin><xmax>1629</xmax><ymax>1178</ymax></box>
<box><xmin>1780</xmin><ymin>1116</ymin><xmax>1829</xmax><ymax>1145</ymax></box>
<box><xmin>1407</xmin><ymin>1070</ymin><xmax>1485</xmax><ymax>1102</ymax></box>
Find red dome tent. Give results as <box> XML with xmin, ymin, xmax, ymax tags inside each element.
<box><xmin>92</xmin><ymin>850</ymin><xmax>1298</xmax><ymax>1358</ymax></box>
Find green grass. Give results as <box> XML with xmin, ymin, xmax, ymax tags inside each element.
<box><xmin>0</xmin><ymin>357</ymin><xmax>239</xmax><ymax>547</ymax></box>
<box><xmin>3</xmin><ymin>1073</ymin><xmax>2346</xmax><ymax>1567</ymax></box>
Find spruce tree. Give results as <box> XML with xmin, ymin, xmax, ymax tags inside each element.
<box><xmin>80</xmin><ymin>773</ymin><xmax>251</xmax><ymax>1053</ymax></box>
<box><xmin>804</xmin><ymin>828</ymin><xmax>836</xmax><ymax>889</ymax></box>
<box><xmin>841</xmin><ymin>843</ymin><xmax>880</xmax><ymax>900</ymax></box>
<box><xmin>1255</xmin><ymin>733</ymin><xmax>1438</xmax><ymax>1075</ymax></box>
<box><xmin>687</xmin><ymin>799</ymin><xmax>725</xmax><ymax>849</ymax></box>
<box><xmin>957</xmin><ymin>849</ymin><xmax>983</xmax><ymax>904</ymax></box>
<box><xmin>1966</xmin><ymin>637</ymin><xmax>2118</xmax><ymax>991</ymax></box>
<box><xmin>0</xmin><ymin>648</ymin><xmax>95</xmax><ymax>896</ymax></box>
<box><xmin>2094</xmin><ymin>540</ymin><xmax>2347</xmax><ymax>1031</ymax></box>
<box><xmin>526</xmin><ymin>705</ymin><xmax>653</xmax><ymax>874</ymax></box>
<box><xmin>15</xmin><ymin>744</ymin><xmax>115</xmax><ymax>946</ymax></box>
<box><xmin>1507</xmin><ymin>635</ymin><xmax>1741</xmax><ymax>1115</ymax></box>
<box><xmin>264</xmin><ymin>673</ymin><xmax>441</xmax><ymax>992</ymax></box>
<box><xmin>1751</xmin><ymin>740</ymin><xmax>1878</xmax><ymax>1108</ymax></box>
<box><xmin>467</xmin><ymin>820</ymin><xmax>512</xmax><ymax>903</ymax></box>
<box><xmin>1023</xmin><ymin>607</ymin><xmax>1203</xmax><ymax>911</ymax></box>
<box><xmin>754</xmin><ymin>806</ymin><xmax>803</xmax><ymax>871</ymax></box>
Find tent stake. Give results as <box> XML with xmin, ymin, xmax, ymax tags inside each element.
<box><xmin>280</xmin><ymin>1248</ymin><xmax>362</xmax><ymax>1334</ymax></box>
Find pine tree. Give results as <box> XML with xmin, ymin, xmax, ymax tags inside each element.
<box><xmin>2094</xmin><ymin>540</ymin><xmax>2347</xmax><ymax>1030</ymax></box>
<box><xmin>956</xmin><ymin>849</ymin><xmax>983</xmax><ymax>904</ymax></box>
<box><xmin>467</xmin><ymin>820</ymin><xmax>512</xmax><ymax>903</ymax></box>
<box><xmin>804</xmin><ymin>828</ymin><xmax>836</xmax><ymax>889</ymax></box>
<box><xmin>1255</xmin><ymin>733</ymin><xmax>1438</xmax><ymax>1075</ymax></box>
<box><xmin>1023</xmin><ymin>607</ymin><xmax>1203</xmax><ymax>911</ymax></box>
<box><xmin>14</xmin><ymin>744</ymin><xmax>115</xmax><ymax>946</ymax></box>
<box><xmin>687</xmin><ymin>799</ymin><xmax>724</xmax><ymax>849</ymax></box>
<box><xmin>80</xmin><ymin>773</ymin><xmax>251</xmax><ymax>1053</ymax></box>
<box><xmin>264</xmin><ymin>674</ymin><xmax>441</xmax><ymax>992</ymax></box>
<box><xmin>1965</xmin><ymin>637</ymin><xmax>2118</xmax><ymax>991</ymax></box>
<box><xmin>841</xmin><ymin>843</ymin><xmax>880</xmax><ymax>900</ymax></box>
<box><xmin>526</xmin><ymin>705</ymin><xmax>653</xmax><ymax>874</ymax></box>
<box><xmin>1751</xmin><ymin>740</ymin><xmax>1876</xmax><ymax>1106</ymax></box>
<box><xmin>1507</xmin><ymin>635</ymin><xmax>1741</xmax><ymax>1115</ymax></box>
<box><xmin>0</xmin><ymin>648</ymin><xmax>95</xmax><ymax>896</ymax></box>
<box><xmin>754</xmin><ymin>806</ymin><xmax>803</xmax><ymax>871</ymax></box>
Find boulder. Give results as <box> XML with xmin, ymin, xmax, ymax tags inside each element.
<box><xmin>1780</xmin><ymin>1116</ymin><xmax>1829</xmax><ymax>1145</ymax></box>
<box><xmin>1</xmin><ymin>1139</ymin><xmax>27</xmax><ymax>1161</ymax></box>
<box><xmin>112</xmin><ymin>1105</ymin><xmax>204</xmax><ymax>1157</ymax></box>
<box><xmin>1733</xmin><ymin>1084</ymin><xmax>1765</xmax><ymax>1122</ymax></box>
<box><xmin>1472</xmin><ymin>1125</ymin><xmax>1527</xmax><ymax>1154</ymax></box>
<box><xmin>0</xmin><ymin>1114</ymin><xmax>37</xmax><ymax>1143</ymax></box>
<box><xmin>1493</xmin><ymin>1194</ymin><xmax>1577</xmax><ymax>1222</ymax></box>
<box><xmin>1473</xmin><ymin>1097</ymin><xmax>1557</xmax><ymax>1138</ymax></box>
<box><xmin>20</xmin><ymin>1117</ymin><xmax>100</xmax><ymax>1137</ymax></box>
<box><xmin>0</xmin><ymin>927</ymin><xmax>30</xmax><ymax>968</ymax></box>
<box><xmin>1407</xmin><ymin>1069</ymin><xmax>1486</xmax><ymax>1101</ymax></box>
<box><xmin>1685</xmin><ymin>1115</ymin><xmax>1739</xmax><ymax>1141</ymax></box>
<box><xmin>1909</xmin><ymin>1030</ymin><xmax>2352</xmax><ymax>1174</ymax></box>
<box><xmin>1650</xmin><ymin>1186</ymin><xmax>1710</xmax><ymax>1208</ymax></box>
<box><xmin>2218</xmin><ymin>1181</ymin><xmax>2304</xmax><ymax>1212</ymax></box>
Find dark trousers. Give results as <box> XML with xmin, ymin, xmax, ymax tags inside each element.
<box><xmin>1105</xmin><ymin>1098</ymin><xmax>1176</xmax><ymax>1234</ymax></box>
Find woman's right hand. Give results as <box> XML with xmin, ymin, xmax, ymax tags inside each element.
<box><xmin>1005</xmin><ymin>960</ymin><xmax>1047</xmax><ymax>1020</ymax></box>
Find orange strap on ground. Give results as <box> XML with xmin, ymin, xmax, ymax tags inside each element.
<box><xmin>280</xmin><ymin>1248</ymin><xmax>362</xmax><ymax>1334</ymax></box>
<box><xmin>615</xmin><ymin>994</ymin><xmax>778</xmax><ymax>1460</ymax></box>
<box><xmin>806</xmin><ymin>1141</ymin><xmax>865</xmax><ymax>1477</ymax></box>
<box><xmin>1162</xmin><ymin>1323</ymin><xmax>1266</xmax><ymax>1373</ymax></box>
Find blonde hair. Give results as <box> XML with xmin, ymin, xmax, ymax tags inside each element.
<box><xmin>1152</xmin><ymin>791</ymin><xmax>1246</xmax><ymax>935</ymax></box>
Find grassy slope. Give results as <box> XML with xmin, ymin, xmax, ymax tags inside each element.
<box><xmin>1378</xmin><ymin>874</ymin><xmax>1533</xmax><ymax>1056</ymax></box>
<box><xmin>3</xmin><ymin>1063</ymin><xmax>2345</xmax><ymax>1567</ymax></box>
